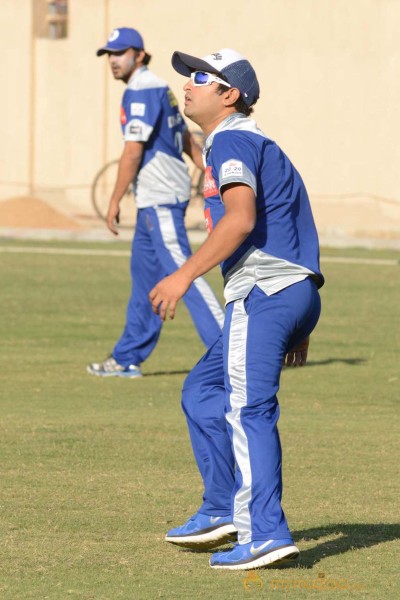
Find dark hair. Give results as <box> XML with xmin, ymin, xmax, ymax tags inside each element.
<box><xmin>216</xmin><ymin>83</ymin><xmax>255</xmax><ymax>116</ymax></box>
<box><xmin>133</xmin><ymin>48</ymin><xmax>152</xmax><ymax>65</ymax></box>
<box><xmin>142</xmin><ymin>52</ymin><xmax>152</xmax><ymax>66</ymax></box>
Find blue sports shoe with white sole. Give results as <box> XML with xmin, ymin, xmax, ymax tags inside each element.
<box><xmin>210</xmin><ymin>538</ymin><xmax>299</xmax><ymax>570</ymax></box>
<box><xmin>165</xmin><ymin>512</ymin><xmax>237</xmax><ymax>549</ymax></box>
<box><xmin>87</xmin><ymin>356</ymin><xmax>142</xmax><ymax>378</ymax></box>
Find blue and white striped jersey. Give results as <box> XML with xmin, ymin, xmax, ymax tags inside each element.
<box><xmin>121</xmin><ymin>67</ymin><xmax>191</xmax><ymax>207</ymax></box>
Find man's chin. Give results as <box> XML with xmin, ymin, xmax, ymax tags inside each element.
<box><xmin>183</xmin><ymin>107</ymin><xmax>196</xmax><ymax>122</ymax></box>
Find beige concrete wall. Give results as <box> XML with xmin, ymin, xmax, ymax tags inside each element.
<box><xmin>0</xmin><ymin>0</ymin><xmax>33</xmax><ymax>199</ymax></box>
<box><xmin>0</xmin><ymin>0</ymin><xmax>399</xmax><ymax>238</ymax></box>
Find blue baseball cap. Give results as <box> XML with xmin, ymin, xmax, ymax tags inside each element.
<box><xmin>172</xmin><ymin>48</ymin><xmax>260</xmax><ymax>107</ymax></box>
<box><xmin>97</xmin><ymin>27</ymin><xmax>145</xmax><ymax>56</ymax></box>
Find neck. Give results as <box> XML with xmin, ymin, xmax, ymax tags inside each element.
<box><xmin>201</xmin><ymin>111</ymin><xmax>241</xmax><ymax>137</ymax></box>
<box><xmin>198</xmin><ymin>108</ymin><xmax>237</xmax><ymax>137</ymax></box>
<box><xmin>124</xmin><ymin>63</ymin><xmax>145</xmax><ymax>84</ymax></box>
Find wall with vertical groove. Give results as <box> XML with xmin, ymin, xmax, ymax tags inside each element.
<box><xmin>0</xmin><ymin>0</ymin><xmax>399</xmax><ymax>239</ymax></box>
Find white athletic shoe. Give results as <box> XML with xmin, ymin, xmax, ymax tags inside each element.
<box><xmin>87</xmin><ymin>356</ymin><xmax>142</xmax><ymax>378</ymax></box>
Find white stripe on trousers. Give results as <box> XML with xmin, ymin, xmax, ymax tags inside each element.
<box><xmin>225</xmin><ymin>299</ymin><xmax>253</xmax><ymax>544</ymax></box>
<box><xmin>155</xmin><ymin>205</ymin><xmax>225</xmax><ymax>327</ymax></box>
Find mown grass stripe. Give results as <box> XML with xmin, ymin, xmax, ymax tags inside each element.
<box><xmin>0</xmin><ymin>245</ymin><xmax>398</xmax><ymax>266</ymax></box>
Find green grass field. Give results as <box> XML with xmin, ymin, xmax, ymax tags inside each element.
<box><xmin>0</xmin><ymin>239</ymin><xmax>399</xmax><ymax>599</ymax></box>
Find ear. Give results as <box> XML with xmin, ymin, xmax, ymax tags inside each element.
<box><xmin>223</xmin><ymin>87</ymin><xmax>241</xmax><ymax>107</ymax></box>
<box><xmin>135</xmin><ymin>49</ymin><xmax>146</xmax><ymax>64</ymax></box>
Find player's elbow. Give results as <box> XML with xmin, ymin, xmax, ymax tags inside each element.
<box><xmin>229</xmin><ymin>213</ymin><xmax>256</xmax><ymax>241</ymax></box>
<box><xmin>242</xmin><ymin>212</ymin><xmax>257</xmax><ymax>234</ymax></box>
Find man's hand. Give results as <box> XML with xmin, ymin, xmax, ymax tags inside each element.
<box><xmin>149</xmin><ymin>271</ymin><xmax>192</xmax><ymax>321</ymax></box>
<box><xmin>149</xmin><ymin>184</ymin><xmax>256</xmax><ymax>322</ymax></box>
<box><xmin>284</xmin><ymin>336</ymin><xmax>310</xmax><ymax>367</ymax></box>
<box><xmin>106</xmin><ymin>201</ymin><xmax>120</xmax><ymax>236</ymax></box>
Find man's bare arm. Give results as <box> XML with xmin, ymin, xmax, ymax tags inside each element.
<box><xmin>106</xmin><ymin>141</ymin><xmax>144</xmax><ymax>235</ymax></box>
<box><xmin>149</xmin><ymin>183</ymin><xmax>256</xmax><ymax>320</ymax></box>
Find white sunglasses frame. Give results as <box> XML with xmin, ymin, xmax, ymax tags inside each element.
<box><xmin>190</xmin><ymin>71</ymin><xmax>232</xmax><ymax>88</ymax></box>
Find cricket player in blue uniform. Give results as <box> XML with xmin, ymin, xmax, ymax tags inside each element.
<box><xmin>150</xmin><ymin>48</ymin><xmax>324</xmax><ymax>570</ymax></box>
<box><xmin>88</xmin><ymin>29</ymin><xmax>224</xmax><ymax>378</ymax></box>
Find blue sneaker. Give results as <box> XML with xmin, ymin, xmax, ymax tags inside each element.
<box><xmin>87</xmin><ymin>356</ymin><xmax>142</xmax><ymax>378</ymax></box>
<box><xmin>210</xmin><ymin>538</ymin><xmax>299</xmax><ymax>570</ymax></box>
<box><xmin>165</xmin><ymin>512</ymin><xmax>237</xmax><ymax>549</ymax></box>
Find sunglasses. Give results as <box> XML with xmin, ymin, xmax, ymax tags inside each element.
<box><xmin>190</xmin><ymin>71</ymin><xmax>231</xmax><ymax>88</ymax></box>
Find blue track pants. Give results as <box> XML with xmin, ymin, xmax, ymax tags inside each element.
<box><xmin>182</xmin><ymin>279</ymin><xmax>321</xmax><ymax>544</ymax></box>
<box><xmin>113</xmin><ymin>202</ymin><xmax>225</xmax><ymax>367</ymax></box>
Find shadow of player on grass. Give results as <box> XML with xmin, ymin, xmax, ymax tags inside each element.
<box><xmin>143</xmin><ymin>369</ymin><xmax>191</xmax><ymax>377</ymax></box>
<box><xmin>177</xmin><ymin>523</ymin><xmax>400</xmax><ymax>570</ymax></box>
<box><xmin>146</xmin><ymin>358</ymin><xmax>366</xmax><ymax>377</ymax></box>
<box><xmin>292</xmin><ymin>523</ymin><xmax>400</xmax><ymax>569</ymax></box>
<box><xmin>304</xmin><ymin>358</ymin><xmax>367</xmax><ymax>367</ymax></box>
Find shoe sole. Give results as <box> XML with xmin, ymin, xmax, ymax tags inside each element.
<box><xmin>210</xmin><ymin>544</ymin><xmax>300</xmax><ymax>570</ymax></box>
<box><xmin>165</xmin><ymin>524</ymin><xmax>238</xmax><ymax>550</ymax></box>
<box><xmin>86</xmin><ymin>367</ymin><xmax>142</xmax><ymax>379</ymax></box>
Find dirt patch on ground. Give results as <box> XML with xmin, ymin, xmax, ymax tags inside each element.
<box><xmin>0</xmin><ymin>197</ymin><xmax>86</xmax><ymax>230</ymax></box>
<box><xmin>1</xmin><ymin>194</ymin><xmax>399</xmax><ymax>246</ymax></box>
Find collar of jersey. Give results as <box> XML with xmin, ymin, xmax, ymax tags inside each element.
<box><xmin>202</xmin><ymin>113</ymin><xmax>267</xmax><ymax>166</ymax></box>
<box><xmin>205</xmin><ymin>113</ymin><xmax>246</xmax><ymax>150</ymax></box>
<box><xmin>127</xmin><ymin>66</ymin><xmax>148</xmax><ymax>86</ymax></box>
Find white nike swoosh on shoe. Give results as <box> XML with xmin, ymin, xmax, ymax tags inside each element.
<box><xmin>250</xmin><ymin>540</ymin><xmax>274</xmax><ymax>556</ymax></box>
<box><xmin>210</xmin><ymin>517</ymin><xmax>222</xmax><ymax>524</ymax></box>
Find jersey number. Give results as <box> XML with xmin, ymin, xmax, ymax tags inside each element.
<box><xmin>174</xmin><ymin>131</ymin><xmax>183</xmax><ymax>154</ymax></box>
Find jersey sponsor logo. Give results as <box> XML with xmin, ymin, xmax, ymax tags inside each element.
<box><xmin>120</xmin><ymin>106</ymin><xmax>127</xmax><ymax>125</ymax></box>
<box><xmin>130</xmin><ymin>102</ymin><xmax>146</xmax><ymax>116</ymax></box>
<box><xmin>203</xmin><ymin>166</ymin><xmax>218</xmax><ymax>198</ymax></box>
<box><xmin>129</xmin><ymin>124</ymin><xmax>142</xmax><ymax>135</ymax></box>
<box><xmin>221</xmin><ymin>159</ymin><xmax>243</xmax><ymax>178</ymax></box>
<box><xmin>167</xmin><ymin>89</ymin><xmax>178</xmax><ymax>107</ymax></box>
<box><xmin>204</xmin><ymin>207</ymin><xmax>213</xmax><ymax>233</ymax></box>
<box><xmin>167</xmin><ymin>113</ymin><xmax>182</xmax><ymax>128</ymax></box>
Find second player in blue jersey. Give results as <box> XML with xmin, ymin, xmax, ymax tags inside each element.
<box><xmin>88</xmin><ymin>28</ymin><xmax>224</xmax><ymax>379</ymax></box>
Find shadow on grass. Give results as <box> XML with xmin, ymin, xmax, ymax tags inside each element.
<box><xmin>144</xmin><ymin>369</ymin><xmax>190</xmax><ymax>377</ymax></box>
<box><xmin>176</xmin><ymin>523</ymin><xmax>400</xmax><ymax>570</ymax></box>
<box><xmin>146</xmin><ymin>358</ymin><xmax>366</xmax><ymax>377</ymax></box>
<box><xmin>297</xmin><ymin>358</ymin><xmax>367</xmax><ymax>367</ymax></box>
<box><xmin>293</xmin><ymin>523</ymin><xmax>400</xmax><ymax>569</ymax></box>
